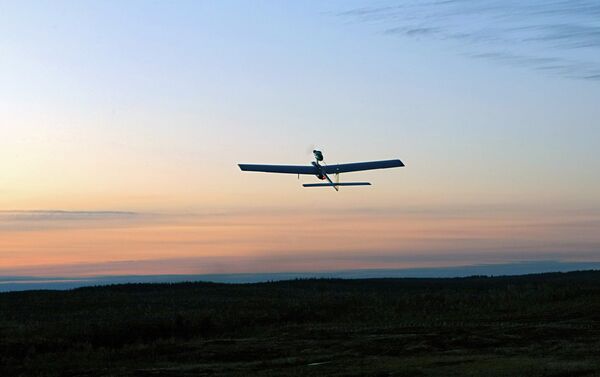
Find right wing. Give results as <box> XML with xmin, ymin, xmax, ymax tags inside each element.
<box><xmin>323</xmin><ymin>159</ymin><xmax>404</xmax><ymax>174</ymax></box>
<box><xmin>238</xmin><ymin>164</ymin><xmax>318</xmax><ymax>175</ymax></box>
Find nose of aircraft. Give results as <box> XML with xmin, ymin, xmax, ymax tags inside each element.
<box><xmin>313</xmin><ymin>150</ymin><xmax>324</xmax><ymax>162</ymax></box>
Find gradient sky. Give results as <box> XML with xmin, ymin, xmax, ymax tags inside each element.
<box><xmin>1</xmin><ymin>1</ymin><xmax>600</xmax><ymax>276</ymax></box>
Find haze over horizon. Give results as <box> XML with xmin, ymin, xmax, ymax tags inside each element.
<box><xmin>2</xmin><ymin>1</ymin><xmax>599</xmax><ymax>277</ymax></box>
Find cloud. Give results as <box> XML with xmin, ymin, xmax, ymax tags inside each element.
<box><xmin>339</xmin><ymin>0</ymin><xmax>600</xmax><ymax>81</ymax></box>
<box><xmin>0</xmin><ymin>210</ymin><xmax>139</xmax><ymax>220</ymax></box>
<box><xmin>0</xmin><ymin>210</ymin><xmax>145</xmax><ymax>231</ymax></box>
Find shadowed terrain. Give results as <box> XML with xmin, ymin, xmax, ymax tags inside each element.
<box><xmin>1</xmin><ymin>271</ymin><xmax>600</xmax><ymax>376</ymax></box>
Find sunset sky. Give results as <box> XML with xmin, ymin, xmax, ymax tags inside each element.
<box><xmin>1</xmin><ymin>1</ymin><xmax>600</xmax><ymax>277</ymax></box>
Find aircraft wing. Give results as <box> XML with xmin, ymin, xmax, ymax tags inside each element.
<box><xmin>323</xmin><ymin>159</ymin><xmax>404</xmax><ymax>174</ymax></box>
<box><xmin>238</xmin><ymin>164</ymin><xmax>318</xmax><ymax>175</ymax></box>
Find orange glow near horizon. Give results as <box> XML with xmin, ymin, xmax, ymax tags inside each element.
<box><xmin>1</xmin><ymin>209</ymin><xmax>599</xmax><ymax>277</ymax></box>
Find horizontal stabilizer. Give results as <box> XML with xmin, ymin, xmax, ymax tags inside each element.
<box><xmin>302</xmin><ymin>182</ymin><xmax>371</xmax><ymax>187</ymax></box>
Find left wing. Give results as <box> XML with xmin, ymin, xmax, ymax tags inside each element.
<box><xmin>323</xmin><ymin>159</ymin><xmax>404</xmax><ymax>174</ymax></box>
<box><xmin>238</xmin><ymin>164</ymin><xmax>318</xmax><ymax>175</ymax></box>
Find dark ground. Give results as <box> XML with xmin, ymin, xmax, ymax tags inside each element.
<box><xmin>1</xmin><ymin>271</ymin><xmax>600</xmax><ymax>376</ymax></box>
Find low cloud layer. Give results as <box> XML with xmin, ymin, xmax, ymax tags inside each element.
<box><xmin>1</xmin><ymin>208</ymin><xmax>599</xmax><ymax>277</ymax></box>
<box><xmin>0</xmin><ymin>210</ymin><xmax>139</xmax><ymax>220</ymax></box>
<box><xmin>1</xmin><ymin>253</ymin><xmax>600</xmax><ymax>279</ymax></box>
<box><xmin>0</xmin><ymin>210</ymin><xmax>147</xmax><ymax>231</ymax></box>
<box><xmin>340</xmin><ymin>0</ymin><xmax>600</xmax><ymax>81</ymax></box>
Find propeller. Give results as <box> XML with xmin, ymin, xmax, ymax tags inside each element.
<box><xmin>305</xmin><ymin>144</ymin><xmax>316</xmax><ymax>156</ymax></box>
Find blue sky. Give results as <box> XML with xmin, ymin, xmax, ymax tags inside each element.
<box><xmin>1</xmin><ymin>1</ymin><xmax>599</xmax><ymax>276</ymax></box>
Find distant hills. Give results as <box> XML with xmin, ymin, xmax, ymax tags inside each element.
<box><xmin>2</xmin><ymin>260</ymin><xmax>599</xmax><ymax>292</ymax></box>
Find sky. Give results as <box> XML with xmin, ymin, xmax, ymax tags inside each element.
<box><xmin>1</xmin><ymin>0</ymin><xmax>599</xmax><ymax>277</ymax></box>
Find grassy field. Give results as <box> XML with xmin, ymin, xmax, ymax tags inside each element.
<box><xmin>1</xmin><ymin>271</ymin><xmax>600</xmax><ymax>376</ymax></box>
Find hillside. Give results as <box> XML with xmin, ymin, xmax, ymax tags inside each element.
<box><xmin>2</xmin><ymin>271</ymin><xmax>600</xmax><ymax>376</ymax></box>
